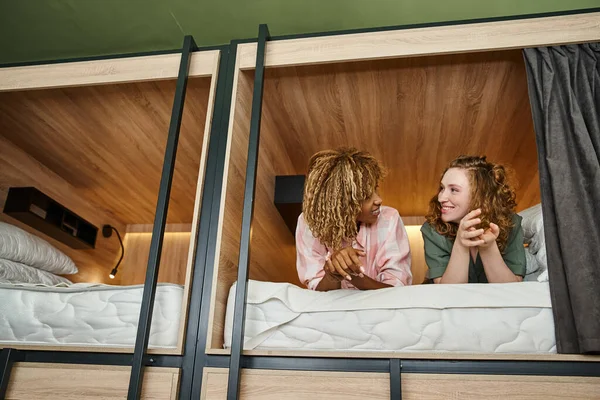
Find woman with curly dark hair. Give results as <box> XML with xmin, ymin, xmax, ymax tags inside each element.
<box><xmin>421</xmin><ymin>155</ymin><xmax>526</xmax><ymax>284</ymax></box>
<box><xmin>296</xmin><ymin>147</ymin><xmax>412</xmax><ymax>291</ymax></box>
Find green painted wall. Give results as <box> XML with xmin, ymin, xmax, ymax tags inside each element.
<box><xmin>0</xmin><ymin>0</ymin><xmax>599</xmax><ymax>64</ymax></box>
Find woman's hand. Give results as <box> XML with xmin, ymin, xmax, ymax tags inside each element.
<box><xmin>457</xmin><ymin>209</ymin><xmax>485</xmax><ymax>248</ymax></box>
<box><xmin>478</xmin><ymin>223</ymin><xmax>500</xmax><ymax>249</ymax></box>
<box><xmin>326</xmin><ymin>247</ymin><xmax>366</xmax><ymax>281</ymax></box>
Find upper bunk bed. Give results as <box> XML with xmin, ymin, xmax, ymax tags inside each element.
<box><xmin>205</xmin><ymin>11</ymin><xmax>600</xmax><ymax>361</ymax></box>
<box><xmin>0</xmin><ymin>47</ymin><xmax>221</xmax><ymax>355</ymax></box>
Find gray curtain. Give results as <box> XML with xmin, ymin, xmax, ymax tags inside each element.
<box><xmin>523</xmin><ymin>43</ymin><xmax>600</xmax><ymax>354</ymax></box>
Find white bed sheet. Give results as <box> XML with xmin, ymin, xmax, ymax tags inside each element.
<box><xmin>0</xmin><ymin>282</ymin><xmax>183</xmax><ymax>349</ymax></box>
<box><xmin>224</xmin><ymin>280</ymin><xmax>556</xmax><ymax>353</ymax></box>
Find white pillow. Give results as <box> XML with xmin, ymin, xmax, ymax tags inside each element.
<box><xmin>0</xmin><ymin>222</ymin><xmax>78</xmax><ymax>275</ymax></box>
<box><xmin>534</xmin><ymin>244</ymin><xmax>548</xmax><ymax>279</ymax></box>
<box><xmin>518</xmin><ymin>203</ymin><xmax>544</xmax><ymax>241</ymax></box>
<box><xmin>524</xmin><ymin>247</ymin><xmax>540</xmax><ymax>275</ymax></box>
<box><xmin>0</xmin><ymin>258</ymin><xmax>73</xmax><ymax>286</ymax></box>
<box><xmin>537</xmin><ymin>269</ymin><xmax>549</xmax><ymax>282</ymax></box>
<box><xmin>518</xmin><ymin>203</ymin><xmax>549</xmax><ymax>280</ymax></box>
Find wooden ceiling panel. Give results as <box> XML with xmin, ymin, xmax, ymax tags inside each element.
<box><xmin>0</xmin><ymin>77</ymin><xmax>211</xmax><ymax>224</ymax></box>
<box><xmin>258</xmin><ymin>49</ymin><xmax>541</xmax><ymax>216</ymax></box>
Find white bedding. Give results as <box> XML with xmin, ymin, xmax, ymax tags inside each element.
<box><xmin>224</xmin><ymin>280</ymin><xmax>556</xmax><ymax>353</ymax></box>
<box><xmin>0</xmin><ymin>282</ymin><xmax>183</xmax><ymax>348</ymax></box>
<box><xmin>0</xmin><ymin>221</ymin><xmax>78</xmax><ymax>275</ymax></box>
<box><xmin>0</xmin><ymin>258</ymin><xmax>72</xmax><ymax>286</ymax></box>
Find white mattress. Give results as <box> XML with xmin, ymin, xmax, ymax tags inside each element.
<box><xmin>224</xmin><ymin>280</ymin><xmax>556</xmax><ymax>353</ymax></box>
<box><xmin>0</xmin><ymin>282</ymin><xmax>183</xmax><ymax>349</ymax></box>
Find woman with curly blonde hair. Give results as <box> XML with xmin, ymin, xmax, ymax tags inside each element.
<box><xmin>296</xmin><ymin>147</ymin><xmax>412</xmax><ymax>291</ymax></box>
<box><xmin>421</xmin><ymin>155</ymin><xmax>526</xmax><ymax>284</ymax></box>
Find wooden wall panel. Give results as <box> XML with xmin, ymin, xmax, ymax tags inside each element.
<box><xmin>0</xmin><ymin>136</ymin><xmax>124</xmax><ymax>284</ymax></box>
<box><xmin>0</xmin><ymin>77</ymin><xmax>211</xmax><ymax>226</ymax></box>
<box><xmin>119</xmin><ymin>224</ymin><xmax>192</xmax><ymax>285</ymax></box>
<box><xmin>210</xmin><ymin>64</ymin><xmax>302</xmax><ymax>349</ymax></box>
<box><xmin>5</xmin><ymin>363</ymin><xmax>179</xmax><ymax>400</ymax></box>
<box><xmin>401</xmin><ymin>374</ymin><xmax>600</xmax><ymax>400</ymax></box>
<box><xmin>260</xmin><ymin>49</ymin><xmax>540</xmax><ymax>217</ymax></box>
<box><xmin>0</xmin><ymin>76</ymin><xmax>212</xmax><ymax>285</ymax></box>
<box><xmin>201</xmin><ymin>368</ymin><xmax>390</xmax><ymax>400</ymax></box>
<box><xmin>405</xmin><ymin>225</ymin><xmax>427</xmax><ymax>285</ymax></box>
<box><xmin>209</xmin><ymin>65</ymin><xmax>252</xmax><ymax>350</ymax></box>
<box><xmin>221</xmin><ymin>69</ymin><xmax>301</xmax><ymax>285</ymax></box>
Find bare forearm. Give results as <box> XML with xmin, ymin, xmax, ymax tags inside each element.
<box><xmin>314</xmin><ymin>273</ymin><xmax>342</xmax><ymax>291</ymax></box>
<box><xmin>436</xmin><ymin>241</ymin><xmax>470</xmax><ymax>284</ymax></box>
<box><xmin>479</xmin><ymin>244</ymin><xmax>522</xmax><ymax>283</ymax></box>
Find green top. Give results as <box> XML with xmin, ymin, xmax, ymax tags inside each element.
<box><xmin>420</xmin><ymin>214</ymin><xmax>526</xmax><ymax>283</ymax></box>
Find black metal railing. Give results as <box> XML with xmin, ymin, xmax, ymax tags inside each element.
<box><xmin>225</xmin><ymin>23</ymin><xmax>270</xmax><ymax>400</ymax></box>
<box><xmin>127</xmin><ymin>35</ymin><xmax>197</xmax><ymax>399</ymax></box>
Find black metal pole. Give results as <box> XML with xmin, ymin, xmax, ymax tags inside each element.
<box><xmin>242</xmin><ymin>356</ymin><xmax>390</xmax><ymax>372</ymax></box>
<box><xmin>176</xmin><ymin>44</ymin><xmax>235</xmax><ymax>400</ymax></box>
<box><xmin>226</xmin><ymin>24</ymin><xmax>270</xmax><ymax>400</ymax></box>
<box><xmin>390</xmin><ymin>358</ymin><xmax>402</xmax><ymax>399</ymax></box>
<box><xmin>127</xmin><ymin>34</ymin><xmax>197</xmax><ymax>400</ymax></box>
<box><xmin>0</xmin><ymin>348</ymin><xmax>15</xmax><ymax>399</ymax></box>
<box><xmin>187</xmin><ymin>41</ymin><xmax>240</xmax><ymax>400</ymax></box>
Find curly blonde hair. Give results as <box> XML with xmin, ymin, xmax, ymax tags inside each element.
<box><xmin>302</xmin><ymin>147</ymin><xmax>385</xmax><ymax>250</ymax></box>
<box><xmin>425</xmin><ymin>155</ymin><xmax>517</xmax><ymax>253</ymax></box>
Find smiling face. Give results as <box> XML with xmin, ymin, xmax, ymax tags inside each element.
<box><xmin>438</xmin><ymin>167</ymin><xmax>472</xmax><ymax>223</ymax></box>
<box><xmin>356</xmin><ymin>188</ymin><xmax>383</xmax><ymax>225</ymax></box>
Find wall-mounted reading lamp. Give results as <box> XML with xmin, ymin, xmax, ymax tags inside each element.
<box><xmin>102</xmin><ymin>225</ymin><xmax>124</xmax><ymax>279</ymax></box>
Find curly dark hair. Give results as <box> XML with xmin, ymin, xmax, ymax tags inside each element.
<box><xmin>425</xmin><ymin>155</ymin><xmax>517</xmax><ymax>253</ymax></box>
<box><xmin>302</xmin><ymin>147</ymin><xmax>385</xmax><ymax>250</ymax></box>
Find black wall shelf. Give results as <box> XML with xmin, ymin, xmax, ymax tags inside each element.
<box><xmin>3</xmin><ymin>187</ymin><xmax>98</xmax><ymax>249</ymax></box>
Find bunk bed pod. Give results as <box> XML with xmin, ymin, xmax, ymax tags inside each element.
<box><xmin>206</xmin><ymin>11</ymin><xmax>600</xmax><ymax>394</ymax></box>
<box><xmin>0</xmin><ymin>49</ymin><xmax>221</xmax><ymax>363</ymax></box>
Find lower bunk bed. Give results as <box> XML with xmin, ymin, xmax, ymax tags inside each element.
<box><xmin>224</xmin><ymin>280</ymin><xmax>556</xmax><ymax>354</ymax></box>
<box><xmin>0</xmin><ymin>282</ymin><xmax>183</xmax><ymax>349</ymax></box>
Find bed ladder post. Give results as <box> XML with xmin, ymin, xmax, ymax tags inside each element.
<box><xmin>390</xmin><ymin>358</ymin><xmax>402</xmax><ymax>399</ymax></box>
<box><xmin>184</xmin><ymin>41</ymin><xmax>239</xmax><ymax>400</ymax></box>
<box><xmin>127</xmin><ymin>34</ymin><xmax>197</xmax><ymax>400</ymax></box>
<box><xmin>0</xmin><ymin>348</ymin><xmax>16</xmax><ymax>399</ymax></box>
<box><xmin>227</xmin><ymin>23</ymin><xmax>270</xmax><ymax>400</ymax></box>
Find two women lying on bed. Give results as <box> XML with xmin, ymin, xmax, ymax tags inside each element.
<box><xmin>295</xmin><ymin>148</ymin><xmax>526</xmax><ymax>291</ymax></box>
